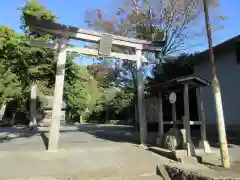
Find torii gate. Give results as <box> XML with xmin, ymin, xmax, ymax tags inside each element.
<box><xmin>23</xmin><ymin>13</ymin><xmax>165</xmax><ymax>152</ymax></box>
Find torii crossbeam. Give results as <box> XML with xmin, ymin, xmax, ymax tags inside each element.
<box><xmin>24</xmin><ymin>13</ymin><xmax>165</xmax><ymax>152</ymax></box>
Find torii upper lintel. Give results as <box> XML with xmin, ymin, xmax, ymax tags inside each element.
<box><xmin>23</xmin><ymin>13</ymin><xmax>165</xmax><ymax>51</ymax></box>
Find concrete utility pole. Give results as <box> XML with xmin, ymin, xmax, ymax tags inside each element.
<box><xmin>203</xmin><ymin>0</ymin><xmax>230</xmax><ymax>168</ymax></box>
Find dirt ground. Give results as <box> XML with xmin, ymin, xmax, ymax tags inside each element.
<box><xmin>0</xmin><ymin>125</ymin><xmax>168</xmax><ymax>180</ymax></box>
<box><xmin>1</xmin><ymin>125</ymin><xmax>240</xmax><ymax>179</ymax></box>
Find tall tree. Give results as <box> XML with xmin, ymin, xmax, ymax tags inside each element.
<box><xmin>18</xmin><ymin>0</ymin><xmax>58</xmax><ymax>127</ymax></box>
<box><xmin>19</xmin><ymin>0</ymin><xmax>57</xmax><ymax>36</ymax></box>
<box><xmin>65</xmin><ymin>57</ymin><xmax>102</xmax><ymax>123</ymax></box>
<box><xmin>86</xmin><ymin>59</ymin><xmax>117</xmax><ymax>88</ymax></box>
<box><xmin>0</xmin><ymin>25</ymin><xmax>56</xmax><ymax>125</ymax></box>
<box><xmin>0</xmin><ymin>57</ymin><xmax>21</xmax><ymax>121</ymax></box>
<box><xmin>0</xmin><ymin>0</ymin><xmax>59</xmax><ymax>126</ymax></box>
<box><xmin>84</xmin><ymin>0</ymin><xmax>224</xmax><ymax>94</ymax></box>
<box><xmin>147</xmin><ymin>54</ymin><xmax>195</xmax><ymax>88</ymax></box>
<box><xmin>85</xmin><ymin>0</ymin><xmax>224</xmax><ymax>56</ymax></box>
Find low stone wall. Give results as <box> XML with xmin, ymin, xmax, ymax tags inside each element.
<box><xmin>164</xmin><ymin>165</ymin><xmax>211</xmax><ymax>180</ymax></box>
<box><xmin>162</xmin><ymin>165</ymin><xmax>238</xmax><ymax>180</ymax></box>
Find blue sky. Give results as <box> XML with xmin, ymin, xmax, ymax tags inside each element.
<box><xmin>0</xmin><ymin>0</ymin><xmax>239</xmax><ymax>65</ymax></box>
<box><xmin>200</xmin><ymin>0</ymin><xmax>240</xmax><ymax>50</ymax></box>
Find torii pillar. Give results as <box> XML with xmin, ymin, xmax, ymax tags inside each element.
<box><xmin>48</xmin><ymin>37</ymin><xmax>68</xmax><ymax>151</ymax></box>
<box><xmin>23</xmin><ymin>13</ymin><xmax>165</xmax><ymax>151</ymax></box>
<box><xmin>136</xmin><ymin>49</ymin><xmax>147</xmax><ymax>145</ymax></box>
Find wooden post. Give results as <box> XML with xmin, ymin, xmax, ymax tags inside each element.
<box><xmin>136</xmin><ymin>49</ymin><xmax>147</xmax><ymax>145</ymax></box>
<box><xmin>134</xmin><ymin>100</ymin><xmax>139</xmax><ymax>132</ymax></box>
<box><xmin>183</xmin><ymin>84</ymin><xmax>193</xmax><ymax>156</ymax></box>
<box><xmin>48</xmin><ymin>37</ymin><xmax>68</xmax><ymax>152</ymax></box>
<box><xmin>196</xmin><ymin>87</ymin><xmax>206</xmax><ymax>140</ymax></box>
<box><xmin>157</xmin><ymin>92</ymin><xmax>164</xmax><ymax>147</ymax></box>
<box><xmin>196</xmin><ymin>87</ymin><xmax>211</xmax><ymax>153</ymax></box>
<box><xmin>158</xmin><ymin>92</ymin><xmax>164</xmax><ymax>136</ymax></box>
<box><xmin>172</xmin><ymin>102</ymin><xmax>177</xmax><ymax>129</ymax></box>
<box><xmin>29</xmin><ymin>84</ymin><xmax>37</xmax><ymax>128</ymax></box>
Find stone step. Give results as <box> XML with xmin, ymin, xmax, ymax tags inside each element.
<box><xmin>6</xmin><ymin>175</ymin><xmax>163</xmax><ymax>180</ymax></box>
<box><xmin>6</xmin><ymin>177</ymin><xmax>58</xmax><ymax>180</ymax></box>
<box><xmin>66</xmin><ymin>166</ymin><xmax>160</xmax><ymax>180</ymax></box>
<box><xmin>128</xmin><ymin>175</ymin><xmax>163</xmax><ymax>180</ymax></box>
<box><xmin>149</xmin><ymin>146</ymin><xmax>198</xmax><ymax>163</ymax></box>
<box><xmin>64</xmin><ymin>174</ymin><xmax>163</xmax><ymax>180</ymax></box>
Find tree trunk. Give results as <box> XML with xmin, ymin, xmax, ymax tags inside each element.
<box><xmin>134</xmin><ymin>95</ymin><xmax>139</xmax><ymax>131</ymax></box>
<box><xmin>29</xmin><ymin>84</ymin><xmax>37</xmax><ymax>128</ymax></box>
<box><xmin>0</xmin><ymin>103</ymin><xmax>7</xmax><ymax>121</ymax></box>
<box><xmin>11</xmin><ymin>112</ymin><xmax>16</xmax><ymax>127</ymax></box>
<box><xmin>106</xmin><ymin>107</ymin><xmax>108</xmax><ymax>123</ymax></box>
<box><xmin>80</xmin><ymin>115</ymin><xmax>83</xmax><ymax>124</ymax></box>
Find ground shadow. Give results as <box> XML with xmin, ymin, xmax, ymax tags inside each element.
<box><xmin>38</xmin><ymin>124</ymin><xmax>143</xmax><ymax>145</ymax></box>
<box><xmin>38</xmin><ymin>124</ymin><xmax>240</xmax><ymax>147</ymax></box>
<box><xmin>40</xmin><ymin>132</ymin><xmax>49</xmax><ymax>150</ymax></box>
<box><xmin>79</xmin><ymin>125</ymin><xmax>240</xmax><ymax>147</ymax></box>
<box><xmin>0</xmin><ymin>127</ymin><xmax>39</xmax><ymax>143</ymax></box>
<box><xmin>77</xmin><ymin>125</ymin><xmax>140</xmax><ymax>144</ymax></box>
<box><xmin>3</xmin><ymin>124</ymin><xmax>238</xmax><ymax>151</ymax></box>
<box><xmin>196</xmin><ymin>156</ymin><xmax>222</xmax><ymax>167</ymax></box>
<box><xmin>81</xmin><ymin>124</ymin><xmax>159</xmax><ymax>145</ymax></box>
<box><xmin>191</xmin><ymin>129</ymin><xmax>240</xmax><ymax>148</ymax></box>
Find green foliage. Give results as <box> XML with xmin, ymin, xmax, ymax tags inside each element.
<box><xmin>88</xmin><ymin>87</ymin><xmax>134</xmax><ymax>123</ymax></box>
<box><xmin>0</xmin><ymin>27</ymin><xmax>55</xmax><ymax>86</ymax></box>
<box><xmin>146</xmin><ymin>54</ymin><xmax>195</xmax><ymax>92</ymax></box>
<box><xmin>19</xmin><ymin>0</ymin><xmax>57</xmax><ymax>34</ymax></box>
<box><xmin>64</xmin><ymin>58</ymin><xmax>102</xmax><ymax>122</ymax></box>
<box><xmin>0</xmin><ymin>61</ymin><xmax>21</xmax><ymax>104</ymax></box>
<box><xmin>109</xmin><ymin>90</ymin><xmax>134</xmax><ymax>114</ymax></box>
<box><xmin>87</xmin><ymin>59</ymin><xmax>118</xmax><ymax>88</ymax></box>
<box><xmin>0</xmin><ymin>26</ymin><xmax>56</xmax><ymax>117</ymax></box>
<box><xmin>0</xmin><ymin>0</ymin><xmax>57</xmax><ymax>121</ymax></box>
<box><xmin>84</xmin><ymin>0</ymin><xmax>226</xmax><ymax>93</ymax></box>
<box><xmin>0</xmin><ymin>0</ymin><xmax>135</xmax><ymax>125</ymax></box>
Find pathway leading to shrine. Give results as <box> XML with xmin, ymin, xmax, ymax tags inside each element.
<box><xmin>2</xmin><ymin>124</ymin><xmax>240</xmax><ymax>179</ymax></box>
<box><xmin>0</xmin><ymin>125</ymin><xmax>167</xmax><ymax>179</ymax></box>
